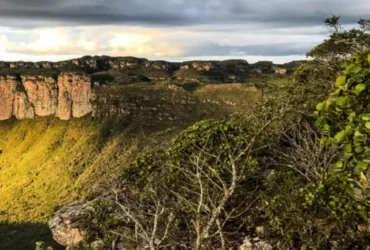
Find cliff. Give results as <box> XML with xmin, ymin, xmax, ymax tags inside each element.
<box><xmin>0</xmin><ymin>56</ymin><xmax>301</xmax><ymax>121</ymax></box>
<box><xmin>0</xmin><ymin>56</ymin><xmax>300</xmax><ymax>249</ymax></box>
<box><xmin>0</xmin><ymin>74</ymin><xmax>94</xmax><ymax>121</ymax></box>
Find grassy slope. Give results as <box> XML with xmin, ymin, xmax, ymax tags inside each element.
<box><xmin>0</xmin><ymin>78</ymin><xmax>286</xmax><ymax>249</ymax></box>
<box><xmin>0</xmin><ymin>117</ymin><xmax>182</xmax><ymax>249</ymax></box>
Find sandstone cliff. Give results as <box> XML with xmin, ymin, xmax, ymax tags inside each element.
<box><xmin>56</xmin><ymin>73</ymin><xmax>94</xmax><ymax>120</ymax></box>
<box><xmin>0</xmin><ymin>56</ymin><xmax>302</xmax><ymax>122</ymax></box>
<box><xmin>0</xmin><ymin>73</ymin><xmax>94</xmax><ymax>121</ymax></box>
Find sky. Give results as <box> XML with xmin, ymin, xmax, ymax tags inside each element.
<box><xmin>0</xmin><ymin>0</ymin><xmax>369</xmax><ymax>63</ymax></box>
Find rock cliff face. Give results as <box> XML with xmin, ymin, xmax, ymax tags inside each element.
<box><xmin>56</xmin><ymin>73</ymin><xmax>94</xmax><ymax>120</ymax></box>
<box><xmin>0</xmin><ymin>76</ymin><xmax>18</xmax><ymax>120</ymax></box>
<box><xmin>0</xmin><ymin>73</ymin><xmax>94</xmax><ymax>121</ymax></box>
<box><xmin>0</xmin><ymin>56</ymin><xmax>302</xmax><ymax>122</ymax></box>
<box><xmin>21</xmin><ymin>76</ymin><xmax>58</xmax><ymax>116</ymax></box>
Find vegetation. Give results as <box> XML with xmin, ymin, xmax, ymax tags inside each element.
<box><xmin>0</xmin><ymin>117</ymin><xmax>184</xmax><ymax>249</ymax></box>
<box><xmin>0</xmin><ymin>80</ymin><xmax>265</xmax><ymax>249</ymax></box>
<box><xmin>65</xmin><ymin>16</ymin><xmax>370</xmax><ymax>249</ymax></box>
<box><xmin>1</xmin><ymin>15</ymin><xmax>370</xmax><ymax>250</ymax></box>
<box><xmin>77</xmin><ymin>114</ymin><xmax>286</xmax><ymax>249</ymax></box>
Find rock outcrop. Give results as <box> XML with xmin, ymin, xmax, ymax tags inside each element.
<box><xmin>0</xmin><ymin>76</ymin><xmax>18</xmax><ymax>120</ymax></box>
<box><xmin>0</xmin><ymin>73</ymin><xmax>94</xmax><ymax>121</ymax></box>
<box><xmin>0</xmin><ymin>56</ymin><xmax>302</xmax><ymax>122</ymax></box>
<box><xmin>49</xmin><ymin>199</ymin><xmax>122</xmax><ymax>250</ymax></box>
<box><xmin>22</xmin><ymin>76</ymin><xmax>58</xmax><ymax>116</ymax></box>
<box><xmin>57</xmin><ymin>73</ymin><xmax>94</xmax><ymax>120</ymax></box>
<box><xmin>239</xmin><ymin>237</ymin><xmax>274</xmax><ymax>250</ymax></box>
<box><xmin>13</xmin><ymin>92</ymin><xmax>35</xmax><ymax>119</ymax></box>
<box><xmin>49</xmin><ymin>202</ymin><xmax>87</xmax><ymax>248</ymax></box>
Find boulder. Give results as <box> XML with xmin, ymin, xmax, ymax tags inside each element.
<box><xmin>48</xmin><ymin>202</ymin><xmax>87</xmax><ymax>248</ymax></box>
<box><xmin>239</xmin><ymin>237</ymin><xmax>273</xmax><ymax>250</ymax></box>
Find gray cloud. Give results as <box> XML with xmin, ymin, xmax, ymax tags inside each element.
<box><xmin>0</xmin><ymin>0</ymin><xmax>368</xmax><ymax>28</ymax></box>
<box><xmin>185</xmin><ymin>43</ymin><xmax>312</xmax><ymax>57</ymax></box>
<box><xmin>0</xmin><ymin>0</ymin><xmax>369</xmax><ymax>62</ymax></box>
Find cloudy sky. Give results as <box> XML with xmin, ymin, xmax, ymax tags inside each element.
<box><xmin>0</xmin><ymin>0</ymin><xmax>369</xmax><ymax>63</ymax></box>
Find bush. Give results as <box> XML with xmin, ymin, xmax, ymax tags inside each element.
<box><xmin>35</xmin><ymin>242</ymin><xmax>54</xmax><ymax>250</ymax></box>
<box><xmin>78</xmin><ymin>116</ymin><xmax>283</xmax><ymax>249</ymax></box>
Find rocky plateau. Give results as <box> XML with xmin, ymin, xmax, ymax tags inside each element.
<box><xmin>0</xmin><ymin>56</ymin><xmax>302</xmax><ymax>121</ymax></box>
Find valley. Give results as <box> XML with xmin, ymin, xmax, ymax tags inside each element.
<box><xmin>0</xmin><ymin>56</ymin><xmax>294</xmax><ymax>249</ymax></box>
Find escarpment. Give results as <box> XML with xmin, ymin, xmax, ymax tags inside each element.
<box><xmin>0</xmin><ymin>73</ymin><xmax>94</xmax><ymax>121</ymax></box>
<box><xmin>0</xmin><ymin>76</ymin><xmax>19</xmax><ymax>120</ymax></box>
<box><xmin>0</xmin><ymin>56</ymin><xmax>304</xmax><ymax>122</ymax></box>
<box><xmin>56</xmin><ymin>73</ymin><xmax>94</xmax><ymax>120</ymax></box>
<box><xmin>21</xmin><ymin>76</ymin><xmax>58</xmax><ymax>116</ymax></box>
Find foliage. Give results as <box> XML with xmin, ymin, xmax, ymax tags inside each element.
<box><xmin>80</xmin><ymin>117</ymin><xmax>281</xmax><ymax>249</ymax></box>
<box><xmin>79</xmin><ymin>199</ymin><xmax>124</xmax><ymax>245</ymax></box>
<box><xmin>263</xmin><ymin>51</ymin><xmax>370</xmax><ymax>248</ymax></box>
<box><xmin>294</xmin><ymin>16</ymin><xmax>370</xmax><ymax>112</ymax></box>
<box><xmin>312</xmin><ymin>52</ymin><xmax>370</xmax><ymax>241</ymax></box>
<box><xmin>9</xmin><ymin>15</ymin><xmax>370</xmax><ymax>250</ymax></box>
<box><xmin>0</xmin><ymin>76</ymin><xmax>265</xmax><ymax>249</ymax></box>
<box><xmin>0</xmin><ymin>117</ymin><xmax>182</xmax><ymax>249</ymax></box>
<box><xmin>0</xmin><ymin>222</ymin><xmax>62</xmax><ymax>250</ymax></box>
<box><xmin>316</xmin><ymin>51</ymin><xmax>370</xmax><ymax>195</ymax></box>
<box><xmin>298</xmin><ymin>51</ymin><xmax>370</xmax><ymax>248</ymax></box>
<box><xmin>308</xmin><ymin>16</ymin><xmax>370</xmax><ymax>61</ymax></box>
<box><xmin>35</xmin><ymin>242</ymin><xmax>54</xmax><ymax>250</ymax></box>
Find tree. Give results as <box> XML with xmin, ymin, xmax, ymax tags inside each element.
<box><xmin>118</xmin><ymin>118</ymin><xmax>273</xmax><ymax>249</ymax></box>
<box><xmin>294</xmin><ymin>16</ymin><xmax>370</xmax><ymax>112</ymax></box>
<box><xmin>324</xmin><ymin>15</ymin><xmax>342</xmax><ymax>33</ymax></box>
<box><xmin>316</xmin><ymin>51</ymin><xmax>370</xmax><ymax>200</ymax></box>
<box><xmin>308</xmin><ymin>16</ymin><xmax>370</xmax><ymax>61</ymax></box>
<box><xmin>76</xmin><ymin>107</ymin><xmax>288</xmax><ymax>250</ymax></box>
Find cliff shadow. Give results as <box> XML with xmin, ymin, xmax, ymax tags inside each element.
<box><xmin>0</xmin><ymin>222</ymin><xmax>64</xmax><ymax>250</ymax></box>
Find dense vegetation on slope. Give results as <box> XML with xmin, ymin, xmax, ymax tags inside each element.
<box><xmin>48</xmin><ymin>17</ymin><xmax>370</xmax><ymax>249</ymax></box>
<box><xmin>0</xmin><ymin>117</ymin><xmax>184</xmax><ymax>249</ymax></box>
<box><xmin>2</xmin><ymin>15</ymin><xmax>370</xmax><ymax>250</ymax></box>
<box><xmin>0</xmin><ymin>79</ymin><xmax>273</xmax><ymax>249</ymax></box>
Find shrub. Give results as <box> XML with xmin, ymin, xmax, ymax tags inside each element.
<box><xmin>79</xmin><ymin>116</ymin><xmax>284</xmax><ymax>250</ymax></box>
<box><xmin>35</xmin><ymin>242</ymin><xmax>54</xmax><ymax>250</ymax></box>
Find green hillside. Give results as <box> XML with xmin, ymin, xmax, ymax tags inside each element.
<box><xmin>0</xmin><ymin>117</ymin><xmax>186</xmax><ymax>249</ymax></box>
<box><xmin>0</xmin><ymin>78</ymin><xmax>274</xmax><ymax>249</ymax></box>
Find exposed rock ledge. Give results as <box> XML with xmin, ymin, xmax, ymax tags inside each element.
<box><xmin>49</xmin><ymin>200</ymin><xmax>275</xmax><ymax>250</ymax></box>
<box><xmin>0</xmin><ymin>73</ymin><xmax>94</xmax><ymax>121</ymax></box>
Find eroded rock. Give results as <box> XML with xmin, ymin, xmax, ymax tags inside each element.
<box><xmin>239</xmin><ymin>237</ymin><xmax>273</xmax><ymax>250</ymax></box>
<box><xmin>22</xmin><ymin>76</ymin><xmax>58</xmax><ymax>116</ymax></box>
<box><xmin>57</xmin><ymin>73</ymin><xmax>94</xmax><ymax>120</ymax></box>
<box><xmin>0</xmin><ymin>76</ymin><xmax>17</xmax><ymax>120</ymax></box>
<box><xmin>49</xmin><ymin>202</ymin><xmax>87</xmax><ymax>248</ymax></box>
<box><xmin>0</xmin><ymin>73</ymin><xmax>95</xmax><ymax>121</ymax></box>
<box><xmin>13</xmin><ymin>92</ymin><xmax>35</xmax><ymax>119</ymax></box>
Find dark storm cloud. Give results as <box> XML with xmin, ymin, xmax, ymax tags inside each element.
<box><xmin>0</xmin><ymin>1</ymin><xmax>190</xmax><ymax>26</ymax></box>
<box><xmin>0</xmin><ymin>0</ymin><xmax>369</xmax><ymax>60</ymax></box>
<box><xmin>0</xmin><ymin>0</ymin><xmax>369</xmax><ymax>28</ymax></box>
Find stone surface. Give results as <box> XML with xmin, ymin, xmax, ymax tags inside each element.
<box><xmin>56</xmin><ymin>73</ymin><xmax>94</xmax><ymax>120</ymax></box>
<box><xmin>13</xmin><ymin>92</ymin><xmax>35</xmax><ymax>119</ymax></box>
<box><xmin>274</xmin><ymin>67</ymin><xmax>287</xmax><ymax>75</ymax></box>
<box><xmin>22</xmin><ymin>76</ymin><xmax>58</xmax><ymax>116</ymax></box>
<box><xmin>48</xmin><ymin>201</ymin><xmax>87</xmax><ymax>248</ymax></box>
<box><xmin>0</xmin><ymin>56</ymin><xmax>302</xmax><ymax>122</ymax></box>
<box><xmin>239</xmin><ymin>237</ymin><xmax>273</xmax><ymax>250</ymax></box>
<box><xmin>0</xmin><ymin>73</ymin><xmax>94</xmax><ymax>121</ymax></box>
<box><xmin>0</xmin><ymin>76</ymin><xmax>17</xmax><ymax>120</ymax></box>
